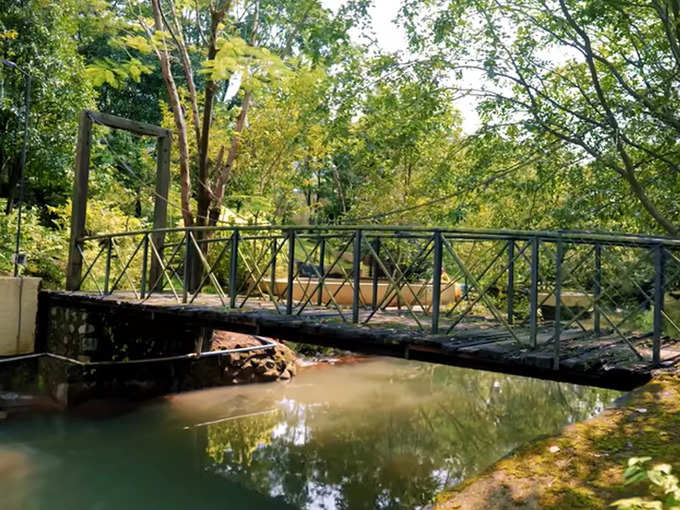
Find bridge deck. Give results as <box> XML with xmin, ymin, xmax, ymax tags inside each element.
<box><xmin>41</xmin><ymin>291</ymin><xmax>680</xmax><ymax>390</ymax></box>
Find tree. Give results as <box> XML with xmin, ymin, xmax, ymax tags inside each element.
<box><xmin>88</xmin><ymin>0</ymin><xmax>368</xmax><ymax>231</ymax></box>
<box><xmin>400</xmin><ymin>0</ymin><xmax>680</xmax><ymax>234</ymax></box>
<box><xmin>0</xmin><ymin>0</ymin><xmax>95</xmax><ymax>213</ymax></box>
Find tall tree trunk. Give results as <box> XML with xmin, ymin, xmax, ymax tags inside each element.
<box><xmin>208</xmin><ymin>0</ymin><xmax>259</xmax><ymax>226</ymax></box>
<box><xmin>150</xmin><ymin>0</ymin><xmax>193</xmax><ymax>228</ymax></box>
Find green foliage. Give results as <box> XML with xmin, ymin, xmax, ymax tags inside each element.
<box><xmin>0</xmin><ymin>199</ymin><xmax>67</xmax><ymax>287</ymax></box>
<box><xmin>612</xmin><ymin>457</ymin><xmax>680</xmax><ymax>510</ymax></box>
<box><xmin>1</xmin><ymin>0</ymin><xmax>96</xmax><ymax>209</ymax></box>
<box><xmin>400</xmin><ymin>0</ymin><xmax>680</xmax><ymax>234</ymax></box>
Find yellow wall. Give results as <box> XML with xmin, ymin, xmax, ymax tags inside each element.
<box><xmin>0</xmin><ymin>277</ymin><xmax>40</xmax><ymax>355</ymax></box>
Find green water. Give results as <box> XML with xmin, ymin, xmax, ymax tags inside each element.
<box><xmin>0</xmin><ymin>358</ymin><xmax>620</xmax><ymax>510</ymax></box>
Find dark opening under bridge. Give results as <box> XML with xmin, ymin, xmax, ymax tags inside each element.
<box><xmin>47</xmin><ymin>223</ymin><xmax>680</xmax><ymax>390</ymax></box>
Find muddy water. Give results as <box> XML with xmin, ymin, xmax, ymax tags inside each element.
<box><xmin>0</xmin><ymin>358</ymin><xmax>620</xmax><ymax>509</ymax></box>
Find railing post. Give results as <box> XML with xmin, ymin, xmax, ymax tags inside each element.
<box><xmin>553</xmin><ymin>240</ymin><xmax>563</xmax><ymax>370</ymax></box>
<box><xmin>507</xmin><ymin>239</ymin><xmax>515</xmax><ymax>324</ymax></box>
<box><xmin>229</xmin><ymin>229</ymin><xmax>240</xmax><ymax>308</ymax></box>
<box><xmin>593</xmin><ymin>243</ymin><xmax>601</xmax><ymax>337</ymax></box>
<box><xmin>371</xmin><ymin>237</ymin><xmax>381</xmax><ymax>312</ymax></box>
<box><xmin>529</xmin><ymin>236</ymin><xmax>540</xmax><ymax>348</ymax></box>
<box><xmin>432</xmin><ymin>231</ymin><xmax>443</xmax><ymax>334</ymax></box>
<box><xmin>140</xmin><ymin>234</ymin><xmax>149</xmax><ymax>299</ymax></box>
<box><xmin>352</xmin><ymin>229</ymin><xmax>362</xmax><ymax>323</ymax></box>
<box><xmin>286</xmin><ymin>229</ymin><xmax>296</xmax><ymax>315</ymax></box>
<box><xmin>653</xmin><ymin>243</ymin><xmax>665</xmax><ymax>366</ymax></box>
<box><xmin>318</xmin><ymin>236</ymin><xmax>326</xmax><ymax>306</ymax></box>
<box><xmin>104</xmin><ymin>238</ymin><xmax>112</xmax><ymax>295</ymax></box>
<box><xmin>270</xmin><ymin>238</ymin><xmax>277</xmax><ymax>299</ymax></box>
<box><xmin>182</xmin><ymin>232</ymin><xmax>191</xmax><ymax>303</ymax></box>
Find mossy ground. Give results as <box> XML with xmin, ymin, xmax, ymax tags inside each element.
<box><xmin>435</xmin><ymin>372</ymin><xmax>680</xmax><ymax>509</ymax></box>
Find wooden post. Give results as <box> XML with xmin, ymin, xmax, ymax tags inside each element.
<box><xmin>66</xmin><ymin>111</ymin><xmax>93</xmax><ymax>290</ymax></box>
<box><xmin>149</xmin><ymin>134</ymin><xmax>171</xmax><ymax>290</ymax></box>
<box><xmin>66</xmin><ymin>111</ymin><xmax>172</xmax><ymax>292</ymax></box>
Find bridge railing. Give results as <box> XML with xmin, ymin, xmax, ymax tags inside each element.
<box><xmin>71</xmin><ymin>225</ymin><xmax>680</xmax><ymax>368</ymax></box>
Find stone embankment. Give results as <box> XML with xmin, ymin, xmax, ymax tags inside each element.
<box><xmin>433</xmin><ymin>371</ymin><xmax>680</xmax><ymax>509</ymax></box>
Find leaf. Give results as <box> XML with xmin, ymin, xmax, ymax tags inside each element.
<box><xmin>122</xmin><ymin>35</ymin><xmax>153</xmax><ymax>55</ymax></box>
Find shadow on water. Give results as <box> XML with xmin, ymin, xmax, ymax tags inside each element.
<box><xmin>0</xmin><ymin>358</ymin><xmax>620</xmax><ymax>510</ymax></box>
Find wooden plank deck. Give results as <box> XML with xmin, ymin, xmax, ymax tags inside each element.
<box><xmin>39</xmin><ymin>291</ymin><xmax>680</xmax><ymax>390</ymax></box>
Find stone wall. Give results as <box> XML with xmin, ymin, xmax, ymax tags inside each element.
<box><xmin>35</xmin><ymin>293</ymin><xmax>297</xmax><ymax>406</ymax></box>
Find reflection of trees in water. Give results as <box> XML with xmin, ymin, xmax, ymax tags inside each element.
<box><xmin>205</xmin><ymin>363</ymin><xmax>618</xmax><ymax>509</ymax></box>
<box><xmin>206</xmin><ymin>411</ymin><xmax>280</xmax><ymax>466</ymax></box>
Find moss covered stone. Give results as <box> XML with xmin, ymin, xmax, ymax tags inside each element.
<box><xmin>434</xmin><ymin>372</ymin><xmax>680</xmax><ymax>509</ymax></box>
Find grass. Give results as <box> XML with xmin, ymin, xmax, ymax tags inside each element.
<box><xmin>434</xmin><ymin>371</ymin><xmax>680</xmax><ymax>509</ymax></box>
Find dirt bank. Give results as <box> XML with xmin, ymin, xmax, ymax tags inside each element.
<box><xmin>434</xmin><ymin>372</ymin><xmax>680</xmax><ymax>509</ymax></box>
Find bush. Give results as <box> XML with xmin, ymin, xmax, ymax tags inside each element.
<box><xmin>612</xmin><ymin>457</ymin><xmax>680</xmax><ymax>510</ymax></box>
<box><xmin>0</xmin><ymin>200</ymin><xmax>67</xmax><ymax>287</ymax></box>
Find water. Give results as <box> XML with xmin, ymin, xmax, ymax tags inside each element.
<box><xmin>0</xmin><ymin>358</ymin><xmax>620</xmax><ymax>510</ymax></box>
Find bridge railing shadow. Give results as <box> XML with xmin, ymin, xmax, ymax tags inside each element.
<box><xmin>72</xmin><ymin>225</ymin><xmax>680</xmax><ymax>369</ymax></box>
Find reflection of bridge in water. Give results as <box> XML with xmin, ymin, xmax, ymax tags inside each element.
<box><xmin>49</xmin><ymin>224</ymin><xmax>680</xmax><ymax>389</ymax></box>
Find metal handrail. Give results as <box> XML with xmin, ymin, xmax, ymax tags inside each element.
<box><xmin>71</xmin><ymin>224</ymin><xmax>680</xmax><ymax>371</ymax></box>
<box><xmin>78</xmin><ymin>225</ymin><xmax>680</xmax><ymax>248</ymax></box>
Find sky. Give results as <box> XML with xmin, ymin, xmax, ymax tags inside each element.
<box><xmin>320</xmin><ymin>0</ymin><xmax>481</xmax><ymax>133</ymax></box>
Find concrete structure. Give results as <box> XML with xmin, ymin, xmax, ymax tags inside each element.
<box><xmin>0</xmin><ymin>277</ymin><xmax>40</xmax><ymax>355</ymax></box>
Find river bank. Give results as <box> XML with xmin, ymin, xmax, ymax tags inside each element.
<box><xmin>434</xmin><ymin>370</ymin><xmax>680</xmax><ymax>509</ymax></box>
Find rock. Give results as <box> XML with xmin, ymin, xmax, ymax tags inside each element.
<box><xmin>239</xmin><ymin>362</ymin><xmax>255</xmax><ymax>379</ymax></box>
<box><xmin>211</xmin><ymin>331</ymin><xmax>299</xmax><ymax>386</ymax></box>
<box><xmin>260</xmin><ymin>369</ymin><xmax>280</xmax><ymax>381</ymax></box>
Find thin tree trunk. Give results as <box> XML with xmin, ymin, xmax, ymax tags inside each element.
<box><xmin>208</xmin><ymin>1</ymin><xmax>259</xmax><ymax>226</ymax></box>
<box><xmin>149</xmin><ymin>0</ymin><xmax>193</xmax><ymax>227</ymax></box>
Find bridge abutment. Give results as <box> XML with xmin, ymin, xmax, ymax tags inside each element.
<box><xmin>25</xmin><ymin>292</ymin><xmax>295</xmax><ymax>407</ymax></box>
